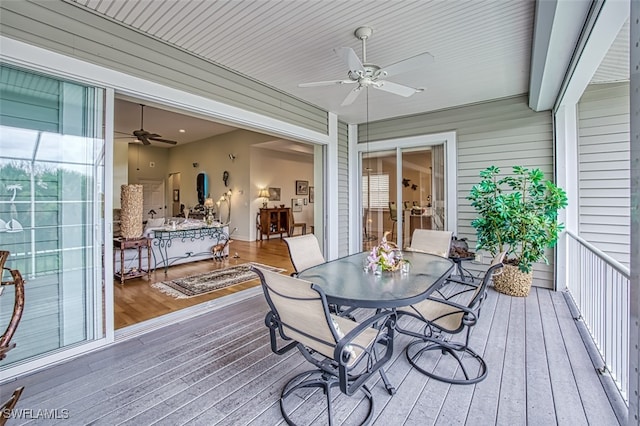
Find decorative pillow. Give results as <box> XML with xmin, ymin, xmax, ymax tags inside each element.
<box><xmin>146</xmin><ymin>218</ymin><xmax>165</xmax><ymax>228</ymax></box>
<box><xmin>144</xmin><ymin>218</ymin><xmax>165</xmax><ymax>235</ymax></box>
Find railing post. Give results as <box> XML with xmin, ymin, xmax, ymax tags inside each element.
<box><xmin>629</xmin><ymin>0</ymin><xmax>640</xmax><ymax>423</ymax></box>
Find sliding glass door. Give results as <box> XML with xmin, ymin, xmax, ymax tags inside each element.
<box><xmin>0</xmin><ymin>65</ymin><xmax>106</xmax><ymax>367</ymax></box>
<box><xmin>362</xmin><ymin>150</ymin><xmax>396</xmax><ymax>250</ymax></box>
<box><xmin>360</xmin><ymin>142</ymin><xmax>447</xmax><ymax>250</ymax></box>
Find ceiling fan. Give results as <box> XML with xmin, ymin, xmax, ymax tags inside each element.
<box><xmin>299</xmin><ymin>26</ymin><xmax>434</xmax><ymax>106</ymax></box>
<box><xmin>126</xmin><ymin>104</ymin><xmax>177</xmax><ymax>145</ymax></box>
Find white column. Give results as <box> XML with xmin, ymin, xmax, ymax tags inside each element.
<box><xmin>348</xmin><ymin>124</ymin><xmax>360</xmax><ymax>254</ymax></box>
<box><xmin>554</xmin><ymin>104</ymin><xmax>578</xmax><ymax>291</ymax></box>
<box><xmin>629</xmin><ymin>0</ymin><xmax>640</xmax><ymax>422</ymax></box>
<box><xmin>325</xmin><ymin>112</ymin><xmax>339</xmax><ymax>260</ymax></box>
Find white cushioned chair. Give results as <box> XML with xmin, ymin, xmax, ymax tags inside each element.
<box><xmin>252</xmin><ymin>266</ymin><xmax>396</xmax><ymax>425</ymax></box>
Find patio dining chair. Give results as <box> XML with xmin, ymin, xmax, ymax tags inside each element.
<box><xmin>252</xmin><ymin>266</ymin><xmax>396</xmax><ymax>425</ymax></box>
<box><xmin>405</xmin><ymin>229</ymin><xmax>452</xmax><ymax>258</ymax></box>
<box><xmin>395</xmin><ymin>252</ymin><xmax>505</xmax><ymax>385</ymax></box>
<box><xmin>283</xmin><ymin>233</ymin><xmax>325</xmax><ymax>275</ymax></box>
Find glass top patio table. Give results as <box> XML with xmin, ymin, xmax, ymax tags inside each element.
<box><xmin>297</xmin><ymin>251</ymin><xmax>454</xmax><ymax>309</ymax></box>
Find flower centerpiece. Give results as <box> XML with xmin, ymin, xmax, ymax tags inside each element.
<box><xmin>366</xmin><ymin>231</ymin><xmax>407</xmax><ymax>273</ymax></box>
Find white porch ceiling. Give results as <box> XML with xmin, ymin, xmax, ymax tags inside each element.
<box><xmin>69</xmin><ymin>0</ymin><xmax>536</xmax><ymax>124</ymax></box>
<box><xmin>68</xmin><ymin>0</ymin><xmax>628</xmax><ymax>151</ymax></box>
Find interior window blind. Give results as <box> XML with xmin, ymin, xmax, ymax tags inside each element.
<box><xmin>362</xmin><ymin>174</ymin><xmax>389</xmax><ymax>209</ymax></box>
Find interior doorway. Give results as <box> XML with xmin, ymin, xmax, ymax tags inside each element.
<box><xmin>168</xmin><ymin>172</ymin><xmax>181</xmax><ymax>216</ymax></box>
<box><xmin>140</xmin><ymin>179</ymin><xmax>166</xmax><ymax>220</ymax></box>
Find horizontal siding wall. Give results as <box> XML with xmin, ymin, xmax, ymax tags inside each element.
<box><xmin>365</xmin><ymin>96</ymin><xmax>555</xmax><ymax>288</ymax></box>
<box><xmin>0</xmin><ymin>0</ymin><xmax>328</xmax><ymax>134</ymax></box>
<box><xmin>577</xmin><ymin>82</ymin><xmax>630</xmax><ymax>267</ymax></box>
<box><xmin>337</xmin><ymin>121</ymin><xmax>349</xmax><ymax>257</ymax></box>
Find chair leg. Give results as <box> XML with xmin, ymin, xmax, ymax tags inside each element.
<box><xmin>378</xmin><ymin>368</ymin><xmax>396</xmax><ymax>395</ymax></box>
<box><xmin>280</xmin><ymin>370</ymin><xmax>375</xmax><ymax>425</ymax></box>
<box><xmin>405</xmin><ymin>339</ymin><xmax>487</xmax><ymax>385</ymax></box>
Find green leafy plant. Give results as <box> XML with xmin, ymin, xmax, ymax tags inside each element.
<box><xmin>468</xmin><ymin>166</ymin><xmax>568</xmax><ymax>273</ymax></box>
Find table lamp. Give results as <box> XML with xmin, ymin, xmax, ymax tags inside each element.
<box><xmin>203</xmin><ymin>197</ymin><xmax>215</xmax><ymax>225</ymax></box>
<box><xmin>258</xmin><ymin>188</ymin><xmax>269</xmax><ymax>208</ymax></box>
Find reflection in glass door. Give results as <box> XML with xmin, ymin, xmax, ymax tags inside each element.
<box><xmin>401</xmin><ymin>147</ymin><xmax>445</xmax><ymax>246</ymax></box>
<box><xmin>362</xmin><ymin>150</ymin><xmax>396</xmax><ymax>250</ymax></box>
<box><xmin>361</xmin><ymin>145</ymin><xmax>445</xmax><ymax>250</ymax></box>
<box><xmin>0</xmin><ymin>65</ymin><xmax>105</xmax><ymax>368</ymax></box>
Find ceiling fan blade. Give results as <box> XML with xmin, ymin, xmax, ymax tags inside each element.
<box><xmin>374</xmin><ymin>80</ymin><xmax>420</xmax><ymax>97</ymax></box>
<box><xmin>378</xmin><ymin>52</ymin><xmax>434</xmax><ymax>78</ymax></box>
<box><xmin>341</xmin><ymin>87</ymin><xmax>363</xmax><ymax>106</ymax></box>
<box><xmin>149</xmin><ymin>137</ymin><xmax>178</xmax><ymax>145</ymax></box>
<box><xmin>334</xmin><ymin>47</ymin><xmax>364</xmax><ymax>74</ymax></box>
<box><xmin>299</xmin><ymin>79</ymin><xmax>356</xmax><ymax>88</ymax></box>
<box><xmin>139</xmin><ymin>135</ymin><xmax>151</xmax><ymax>145</ymax></box>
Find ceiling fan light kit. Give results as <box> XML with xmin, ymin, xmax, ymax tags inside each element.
<box><xmin>299</xmin><ymin>26</ymin><xmax>433</xmax><ymax>106</ymax></box>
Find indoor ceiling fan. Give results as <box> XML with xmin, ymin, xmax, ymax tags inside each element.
<box><xmin>123</xmin><ymin>104</ymin><xmax>177</xmax><ymax>145</ymax></box>
<box><xmin>299</xmin><ymin>26</ymin><xmax>434</xmax><ymax>106</ymax></box>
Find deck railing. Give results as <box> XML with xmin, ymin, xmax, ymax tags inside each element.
<box><xmin>565</xmin><ymin>231</ymin><xmax>630</xmax><ymax>402</ymax></box>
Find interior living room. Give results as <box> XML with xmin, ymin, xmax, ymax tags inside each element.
<box><xmin>113</xmin><ymin>97</ymin><xmax>318</xmax><ymax>327</ymax></box>
<box><xmin>0</xmin><ymin>0</ymin><xmax>636</xmax><ymax>424</ymax></box>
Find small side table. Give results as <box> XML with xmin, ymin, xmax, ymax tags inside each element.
<box><xmin>113</xmin><ymin>237</ymin><xmax>151</xmax><ymax>284</ymax></box>
<box><xmin>449</xmin><ymin>255</ymin><xmax>476</xmax><ymax>282</ymax></box>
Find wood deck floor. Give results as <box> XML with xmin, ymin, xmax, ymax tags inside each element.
<box><xmin>1</xmin><ymin>285</ymin><xmax>626</xmax><ymax>425</ymax></box>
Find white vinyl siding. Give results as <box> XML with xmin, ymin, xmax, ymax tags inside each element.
<box><xmin>364</xmin><ymin>95</ymin><xmax>555</xmax><ymax>289</ymax></box>
<box><xmin>577</xmin><ymin>82</ymin><xmax>630</xmax><ymax>267</ymax></box>
<box><xmin>337</xmin><ymin>121</ymin><xmax>349</xmax><ymax>257</ymax></box>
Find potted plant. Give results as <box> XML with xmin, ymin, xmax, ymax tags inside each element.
<box><xmin>467</xmin><ymin>166</ymin><xmax>568</xmax><ymax>296</ymax></box>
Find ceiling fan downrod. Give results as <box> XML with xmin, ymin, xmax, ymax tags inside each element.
<box><xmin>354</xmin><ymin>26</ymin><xmax>373</xmax><ymax>64</ymax></box>
<box><xmin>139</xmin><ymin>104</ymin><xmax>145</xmax><ymax>129</ymax></box>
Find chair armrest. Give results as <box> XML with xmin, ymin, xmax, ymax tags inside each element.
<box><xmin>396</xmin><ymin>295</ymin><xmax>479</xmax><ymax>336</ymax></box>
<box><xmin>264</xmin><ymin>311</ymin><xmax>298</xmax><ymax>355</ymax></box>
<box><xmin>334</xmin><ymin>309</ymin><xmax>396</xmax><ymax>359</ymax></box>
<box><xmin>334</xmin><ymin>309</ymin><xmax>396</xmax><ymax>396</ymax></box>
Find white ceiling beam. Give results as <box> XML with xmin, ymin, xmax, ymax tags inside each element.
<box><xmin>528</xmin><ymin>0</ymin><xmax>593</xmax><ymax>111</ymax></box>
<box><xmin>556</xmin><ymin>0</ymin><xmax>629</xmax><ymax>108</ymax></box>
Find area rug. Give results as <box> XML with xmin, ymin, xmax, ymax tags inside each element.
<box><xmin>151</xmin><ymin>262</ymin><xmax>285</xmax><ymax>299</ymax></box>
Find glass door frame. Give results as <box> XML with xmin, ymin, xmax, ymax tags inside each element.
<box><xmin>350</xmin><ymin>131</ymin><xmax>457</xmax><ymax>253</ymax></box>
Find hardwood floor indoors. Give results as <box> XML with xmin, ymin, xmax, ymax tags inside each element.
<box><xmin>114</xmin><ymin>238</ymin><xmax>295</xmax><ymax>329</ymax></box>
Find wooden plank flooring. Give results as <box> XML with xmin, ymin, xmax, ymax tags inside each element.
<box><xmin>114</xmin><ymin>238</ymin><xmax>295</xmax><ymax>329</ymax></box>
<box><xmin>2</xmin><ymin>282</ymin><xmax>625</xmax><ymax>425</ymax></box>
